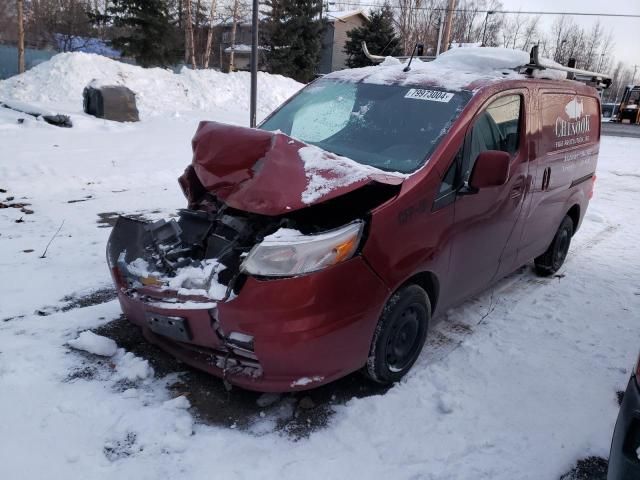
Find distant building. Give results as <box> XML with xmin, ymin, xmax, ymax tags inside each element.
<box><xmin>319</xmin><ymin>9</ymin><xmax>368</xmax><ymax>74</ymax></box>
<box><xmin>216</xmin><ymin>23</ymin><xmax>267</xmax><ymax>71</ymax></box>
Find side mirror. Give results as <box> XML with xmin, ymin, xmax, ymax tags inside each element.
<box><xmin>469</xmin><ymin>150</ymin><xmax>511</xmax><ymax>190</ymax></box>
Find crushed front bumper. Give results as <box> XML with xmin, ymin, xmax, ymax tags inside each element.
<box><xmin>108</xmin><ymin>217</ymin><xmax>390</xmax><ymax>392</ymax></box>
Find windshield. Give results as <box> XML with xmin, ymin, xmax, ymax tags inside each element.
<box><xmin>260</xmin><ymin>78</ymin><xmax>471</xmax><ymax>173</ymax></box>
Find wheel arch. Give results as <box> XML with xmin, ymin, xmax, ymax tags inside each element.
<box><xmin>400</xmin><ymin>271</ymin><xmax>440</xmax><ymax>315</ymax></box>
<box><xmin>567</xmin><ymin>204</ymin><xmax>580</xmax><ymax>235</ymax></box>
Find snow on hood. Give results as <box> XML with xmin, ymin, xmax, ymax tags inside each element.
<box><xmin>327</xmin><ymin>47</ymin><xmax>566</xmax><ymax>91</ymax></box>
<box><xmin>185</xmin><ymin>121</ymin><xmax>404</xmax><ymax>215</ymax></box>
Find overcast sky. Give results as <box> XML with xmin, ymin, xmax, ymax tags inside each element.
<box><xmin>500</xmin><ymin>0</ymin><xmax>640</xmax><ymax>68</ymax></box>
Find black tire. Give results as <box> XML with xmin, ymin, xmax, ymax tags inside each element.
<box><xmin>534</xmin><ymin>215</ymin><xmax>574</xmax><ymax>277</ymax></box>
<box><xmin>365</xmin><ymin>284</ymin><xmax>430</xmax><ymax>384</ymax></box>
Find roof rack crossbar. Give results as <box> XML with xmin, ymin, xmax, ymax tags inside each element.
<box><xmin>521</xmin><ymin>45</ymin><xmax>612</xmax><ymax>89</ymax></box>
<box><xmin>362</xmin><ymin>42</ymin><xmax>435</xmax><ymax>64</ymax></box>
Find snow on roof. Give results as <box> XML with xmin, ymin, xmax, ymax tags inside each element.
<box><xmin>449</xmin><ymin>42</ymin><xmax>483</xmax><ymax>49</ymax></box>
<box><xmin>325</xmin><ymin>9</ymin><xmax>369</xmax><ymax>22</ymax></box>
<box><xmin>326</xmin><ymin>46</ymin><xmax>566</xmax><ymax>91</ymax></box>
<box><xmin>223</xmin><ymin>44</ymin><xmax>267</xmax><ymax>53</ymax></box>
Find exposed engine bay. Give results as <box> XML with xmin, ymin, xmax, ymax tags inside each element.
<box><xmin>107</xmin><ymin>121</ymin><xmax>403</xmax><ymax>304</ymax></box>
<box><xmin>107</xmin><ymin>179</ymin><xmax>399</xmax><ymax>303</ymax></box>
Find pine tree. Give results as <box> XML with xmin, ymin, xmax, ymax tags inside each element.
<box><xmin>262</xmin><ymin>0</ymin><xmax>324</xmax><ymax>83</ymax></box>
<box><xmin>101</xmin><ymin>0</ymin><xmax>180</xmax><ymax>67</ymax></box>
<box><xmin>344</xmin><ymin>4</ymin><xmax>401</xmax><ymax>68</ymax></box>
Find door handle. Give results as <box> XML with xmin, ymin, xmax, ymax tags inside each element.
<box><xmin>510</xmin><ymin>178</ymin><xmax>524</xmax><ymax>199</ymax></box>
<box><xmin>541</xmin><ymin>167</ymin><xmax>551</xmax><ymax>191</ymax></box>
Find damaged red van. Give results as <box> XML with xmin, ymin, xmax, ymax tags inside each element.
<box><xmin>107</xmin><ymin>47</ymin><xmax>609</xmax><ymax>391</ymax></box>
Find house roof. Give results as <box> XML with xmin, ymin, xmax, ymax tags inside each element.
<box><xmin>224</xmin><ymin>44</ymin><xmax>267</xmax><ymax>54</ymax></box>
<box><xmin>325</xmin><ymin>9</ymin><xmax>369</xmax><ymax>22</ymax></box>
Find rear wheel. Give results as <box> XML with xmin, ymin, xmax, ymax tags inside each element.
<box><xmin>534</xmin><ymin>215</ymin><xmax>574</xmax><ymax>276</ymax></box>
<box><xmin>365</xmin><ymin>284</ymin><xmax>430</xmax><ymax>384</ymax></box>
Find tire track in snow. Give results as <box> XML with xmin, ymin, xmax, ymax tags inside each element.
<box><xmin>418</xmin><ymin>214</ymin><xmax>619</xmax><ymax>369</ymax></box>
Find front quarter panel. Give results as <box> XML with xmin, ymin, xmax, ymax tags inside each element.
<box><xmin>362</xmin><ymin>170</ymin><xmax>454</xmax><ymax>316</ymax></box>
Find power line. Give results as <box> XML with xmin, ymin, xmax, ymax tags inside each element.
<box><xmin>328</xmin><ymin>3</ymin><xmax>640</xmax><ymax>18</ymax></box>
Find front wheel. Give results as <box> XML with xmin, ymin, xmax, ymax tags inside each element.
<box><xmin>534</xmin><ymin>215</ymin><xmax>574</xmax><ymax>276</ymax></box>
<box><xmin>365</xmin><ymin>284</ymin><xmax>430</xmax><ymax>384</ymax></box>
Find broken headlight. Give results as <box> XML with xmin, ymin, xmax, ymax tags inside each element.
<box><xmin>241</xmin><ymin>221</ymin><xmax>364</xmax><ymax>277</ymax></box>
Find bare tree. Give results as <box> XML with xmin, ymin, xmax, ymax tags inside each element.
<box><xmin>501</xmin><ymin>13</ymin><xmax>524</xmax><ymax>49</ymax></box>
<box><xmin>518</xmin><ymin>15</ymin><xmax>540</xmax><ymax>52</ymax></box>
<box><xmin>441</xmin><ymin>0</ymin><xmax>456</xmax><ymax>52</ymax></box>
<box><xmin>0</xmin><ymin>0</ymin><xmax>17</xmax><ymax>44</ymax></box>
<box><xmin>605</xmin><ymin>61</ymin><xmax>635</xmax><ymax>103</ymax></box>
<box><xmin>203</xmin><ymin>0</ymin><xmax>218</xmax><ymax>68</ymax></box>
<box><xmin>223</xmin><ymin>0</ymin><xmax>248</xmax><ymax>72</ymax></box>
<box><xmin>25</xmin><ymin>0</ymin><xmax>95</xmax><ymax>50</ymax></box>
<box><xmin>184</xmin><ymin>0</ymin><xmax>197</xmax><ymax>68</ymax></box>
<box><xmin>17</xmin><ymin>0</ymin><xmax>25</xmax><ymax>73</ymax></box>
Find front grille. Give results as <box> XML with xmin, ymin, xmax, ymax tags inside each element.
<box><xmin>147</xmin><ymin>330</ymin><xmax>262</xmax><ymax>378</ymax></box>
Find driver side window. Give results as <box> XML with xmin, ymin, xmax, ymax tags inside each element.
<box><xmin>463</xmin><ymin>94</ymin><xmax>522</xmax><ymax>181</ymax></box>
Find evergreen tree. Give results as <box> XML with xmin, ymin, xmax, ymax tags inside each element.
<box><xmin>344</xmin><ymin>4</ymin><xmax>401</xmax><ymax>68</ymax></box>
<box><xmin>262</xmin><ymin>0</ymin><xmax>324</xmax><ymax>83</ymax></box>
<box><xmin>98</xmin><ymin>0</ymin><xmax>180</xmax><ymax>67</ymax></box>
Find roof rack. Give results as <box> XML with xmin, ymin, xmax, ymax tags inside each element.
<box><xmin>521</xmin><ymin>45</ymin><xmax>612</xmax><ymax>89</ymax></box>
<box><xmin>362</xmin><ymin>42</ymin><xmax>611</xmax><ymax>90</ymax></box>
<box><xmin>362</xmin><ymin>42</ymin><xmax>435</xmax><ymax>64</ymax></box>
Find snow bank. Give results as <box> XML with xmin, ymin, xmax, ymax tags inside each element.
<box><xmin>0</xmin><ymin>52</ymin><xmax>302</xmax><ymax>118</ymax></box>
<box><xmin>68</xmin><ymin>331</ymin><xmax>118</xmax><ymax>356</ymax></box>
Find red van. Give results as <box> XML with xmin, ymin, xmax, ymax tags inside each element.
<box><xmin>107</xmin><ymin>47</ymin><xmax>606</xmax><ymax>391</ymax></box>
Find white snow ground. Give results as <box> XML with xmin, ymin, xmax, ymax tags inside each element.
<box><xmin>1</xmin><ymin>55</ymin><xmax>640</xmax><ymax>479</ymax></box>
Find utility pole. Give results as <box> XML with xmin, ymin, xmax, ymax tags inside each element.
<box><xmin>633</xmin><ymin>65</ymin><xmax>639</xmax><ymax>85</ymax></box>
<box><xmin>435</xmin><ymin>13</ymin><xmax>444</xmax><ymax>56</ymax></box>
<box><xmin>17</xmin><ymin>0</ymin><xmax>25</xmax><ymax>74</ymax></box>
<box><xmin>441</xmin><ymin>0</ymin><xmax>456</xmax><ymax>53</ymax></box>
<box><xmin>249</xmin><ymin>0</ymin><xmax>258</xmax><ymax>127</ymax></box>
<box><xmin>481</xmin><ymin>11</ymin><xmax>494</xmax><ymax>46</ymax></box>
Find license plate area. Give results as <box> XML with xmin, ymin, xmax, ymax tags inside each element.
<box><xmin>145</xmin><ymin>313</ymin><xmax>191</xmax><ymax>342</ymax></box>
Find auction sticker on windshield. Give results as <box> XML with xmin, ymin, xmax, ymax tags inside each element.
<box><xmin>405</xmin><ymin>89</ymin><xmax>454</xmax><ymax>102</ymax></box>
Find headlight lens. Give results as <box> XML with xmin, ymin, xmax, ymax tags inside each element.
<box><xmin>242</xmin><ymin>221</ymin><xmax>364</xmax><ymax>277</ymax></box>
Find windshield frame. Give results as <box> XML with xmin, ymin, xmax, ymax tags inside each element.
<box><xmin>259</xmin><ymin>77</ymin><xmax>472</xmax><ymax>174</ymax></box>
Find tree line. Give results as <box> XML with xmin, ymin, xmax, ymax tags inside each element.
<box><xmin>1</xmin><ymin>0</ymin><xmax>328</xmax><ymax>81</ymax></box>
<box><xmin>0</xmin><ymin>0</ymin><xmax>635</xmax><ymax>101</ymax></box>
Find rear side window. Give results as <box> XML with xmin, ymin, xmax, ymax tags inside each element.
<box><xmin>463</xmin><ymin>94</ymin><xmax>522</xmax><ymax>180</ymax></box>
<box><xmin>539</xmin><ymin>93</ymin><xmax>599</xmax><ymax>155</ymax></box>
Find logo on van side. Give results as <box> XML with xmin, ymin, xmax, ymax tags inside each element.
<box><xmin>555</xmin><ymin>97</ymin><xmax>590</xmax><ymax>139</ymax></box>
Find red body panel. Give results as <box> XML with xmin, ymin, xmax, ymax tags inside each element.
<box><xmin>110</xmin><ymin>75</ymin><xmax>602</xmax><ymax>391</ymax></box>
<box><xmin>188</xmin><ymin>121</ymin><xmax>402</xmax><ymax>216</ymax></box>
<box><xmin>113</xmin><ymin>257</ymin><xmax>388</xmax><ymax>392</ymax></box>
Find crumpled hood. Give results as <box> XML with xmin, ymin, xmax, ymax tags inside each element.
<box><xmin>182</xmin><ymin>121</ymin><xmax>404</xmax><ymax>216</ymax></box>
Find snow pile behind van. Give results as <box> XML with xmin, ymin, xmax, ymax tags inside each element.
<box><xmin>0</xmin><ymin>52</ymin><xmax>302</xmax><ymax>119</ymax></box>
